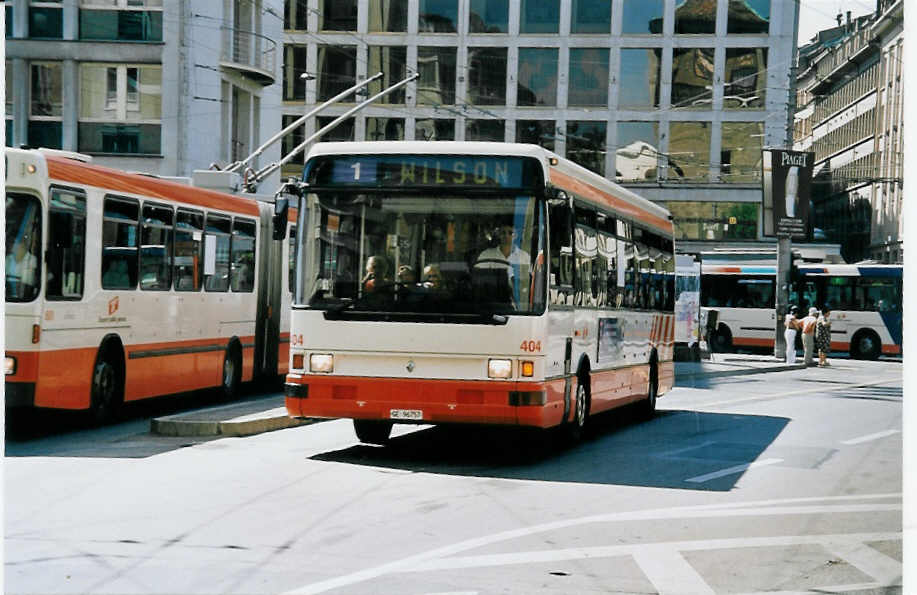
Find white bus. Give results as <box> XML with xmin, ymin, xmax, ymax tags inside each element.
<box><xmin>282</xmin><ymin>142</ymin><xmax>675</xmax><ymax>444</ymax></box>
<box><xmin>4</xmin><ymin>148</ymin><xmax>295</xmax><ymax>422</ymax></box>
<box><xmin>700</xmin><ymin>252</ymin><xmax>777</xmax><ymax>352</ymax></box>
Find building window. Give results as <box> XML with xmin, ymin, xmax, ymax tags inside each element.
<box><xmin>623</xmin><ymin>0</ymin><xmax>664</xmax><ymax>34</ymax></box>
<box><xmin>415</xmin><ymin>118</ymin><xmax>454</xmax><ymax>141</ymax></box>
<box><xmin>368</xmin><ymin>0</ymin><xmax>407</xmax><ymax>32</ymax></box>
<box><xmin>366</xmin><ymin>117</ymin><xmax>405</xmax><ymax>140</ymax></box>
<box><xmin>29</xmin><ymin>62</ymin><xmax>63</xmax><ymax>149</ymax></box>
<box><xmin>469</xmin><ymin>0</ymin><xmax>508</xmax><ymax>33</ymax></box>
<box><xmin>571</xmin><ymin>0</ymin><xmax>610</xmax><ymax>34</ymax></box>
<box><xmin>520</xmin><ymin>0</ymin><xmax>559</xmax><ymax>33</ymax></box>
<box><xmin>320</xmin><ymin>0</ymin><xmax>356</xmax><ymax>31</ymax></box>
<box><xmin>725</xmin><ymin>48</ymin><xmax>767</xmax><ymax>109</ymax></box>
<box><xmin>664</xmin><ymin>201</ymin><xmax>759</xmax><ymax>240</ymax></box>
<box><xmin>667</xmin><ymin>121</ymin><xmax>711</xmax><ymax>181</ymax></box>
<box><xmin>721</xmin><ymin>122</ymin><xmax>763</xmax><ymax>182</ymax></box>
<box><xmin>5</xmin><ymin>62</ymin><xmax>12</xmax><ymax>147</ymax></box>
<box><xmin>29</xmin><ymin>1</ymin><xmax>63</xmax><ymax>39</ymax></box>
<box><xmin>285</xmin><ymin>0</ymin><xmax>308</xmax><ymax>31</ymax></box>
<box><xmin>417</xmin><ymin>47</ymin><xmax>457</xmax><ymax>106</ymax></box>
<box><xmin>616</xmin><ymin>121</ymin><xmax>659</xmax><ymax>182</ymax></box>
<box><xmin>316</xmin><ymin>116</ymin><xmax>354</xmax><ymax>141</ymax></box>
<box><xmin>465</xmin><ymin>119</ymin><xmax>504</xmax><ymax>141</ymax></box>
<box><xmin>317</xmin><ymin>46</ymin><xmax>356</xmax><ymax>101</ymax></box>
<box><xmin>79</xmin><ymin>0</ymin><xmax>163</xmax><ymax>42</ymax></box>
<box><xmin>566</xmin><ymin>121</ymin><xmax>607</xmax><ymax>176</ymax></box>
<box><xmin>619</xmin><ymin>49</ymin><xmax>662</xmax><ymax>108</ymax></box>
<box><xmin>78</xmin><ymin>63</ymin><xmax>162</xmax><ymax>155</ymax></box>
<box><xmin>467</xmin><ymin>47</ymin><xmax>506</xmax><ymax>105</ymax></box>
<box><xmin>368</xmin><ymin>46</ymin><xmax>407</xmax><ymax>104</ymax></box>
<box><xmin>418</xmin><ymin>0</ymin><xmax>457</xmax><ymax>33</ymax></box>
<box><xmin>280</xmin><ymin>114</ymin><xmax>306</xmax><ymax>177</ymax></box>
<box><xmin>674</xmin><ymin>0</ymin><xmax>716</xmax><ymax>34</ymax></box>
<box><xmin>671</xmin><ymin>48</ymin><xmax>715</xmax><ymax>108</ymax></box>
<box><xmin>517</xmin><ymin>48</ymin><xmax>558</xmax><ymax>107</ymax></box>
<box><xmin>728</xmin><ymin>0</ymin><xmax>769</xmax><ymax>34</ymax></box>
<box><xmin>6</xmin><ymin>4</ymin><xmax>13</xmax><ymax>37</ymax></box>
<box><xmin>283</xmin><ymin>45</ymin><xmax>308</xmax><ymax>101</ymax></box>
<box><xmin>568</xmin><ymin>48</ymin><xmax>608</xmax><ymax>107</ymax></box>
<box><xmin>516</xmin><ymin>120</ymin><xmax>555</xmax><ymax>151</ymax></box>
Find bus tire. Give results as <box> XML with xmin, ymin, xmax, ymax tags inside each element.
<box><xmin>221</xmin><ymin>342</ymin><xmax>243</xmax><ymax>400</ymax></box>
<box><xmin>710</xmin><ymin>324</ymin><xmax>733</xmax><ymax>353</ymax></box>
<box><xmin>353</xmin><ymin>419</ymin><xmax>393</xmax><ymax>445</ymax></box>
<box><xmin>564</xmin><ymin>373</ymin><xmax>590</xmax><ymax>444</ymax></box>
<box><xmin>642</xmin><ymin>358</ymin><xmax>658</xmax><ymax>419</ymax></box>
<box><xmin>851</xmin><ymin>329</ymin><xmax>881</xmax><ymax>360</ymax></box>
<box><xmin>90</xmin><ymin>348</ymin><xmax>123</xmax><ymax>425</ymax></box>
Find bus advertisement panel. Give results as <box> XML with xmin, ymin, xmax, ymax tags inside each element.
<box><xmin>283</xmin><ymin>142</ymin><xmax>675</xmax><ymax>444</ymax></box>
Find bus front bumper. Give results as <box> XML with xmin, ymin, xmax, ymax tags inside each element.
<box><xmin>284</xmin><ymin>374</ymin><xmax>566</xmax><ymax>429</ymax></box>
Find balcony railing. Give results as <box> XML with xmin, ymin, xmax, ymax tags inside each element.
<box><xmin>221</xmin><ymin>28</ymin><xmax>276</xmax><ymax>86</ymax></box>
<box><xmin>814</xmin><ymin>27</ymin><xmax>874</xmax><ymax>81</ymax></box>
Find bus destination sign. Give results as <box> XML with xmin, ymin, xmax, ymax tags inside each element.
<box><xmin>305</xmin><ymin>155</ymin><xmax>541</xmax><ymax>189</ymax></box>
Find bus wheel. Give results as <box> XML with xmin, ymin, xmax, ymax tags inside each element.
<box><xmin>642</xmin><ymin>361</ymin><xmax>658</xmax><ymax>419</ymax></box>
<box><xmin>710</xmin><ymin>325</ymin><xmax>733</xmax><ymax>353</ymax></box>
<box><xmin>221</xmin><ymin>344</ymin><xmax>242</xmax><ymax>399</ymax></box>
<box><xmin>851</xmin><ymin>330</ymin><xmax>881</xmax><ymax>360</ymax></box>
<box><xmin>353</xmin><ymin>419</ymin><xmax>393</xmax><ymax>445</ymax></box>
<box><xmin>90</xmin><ymin>357</ymin><xmax>122</xmax><ymax>425</ymax></box>
<box><xmin>565</xmin><ymin>376</ymin><xmax>590</xmax><ymax>444</ymax></box>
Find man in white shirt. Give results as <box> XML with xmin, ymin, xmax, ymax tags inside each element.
<box><xmin>476</xmin><ymin>224</ymin><xmax>531</xmax><ymax>305</ymax></box>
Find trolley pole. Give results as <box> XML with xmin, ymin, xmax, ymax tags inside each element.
<box><xmin>774</xmin><ymin>236</ymin><xmax>791</xmax><ymax>359</ymax></box>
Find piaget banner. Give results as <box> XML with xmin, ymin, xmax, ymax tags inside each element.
<box><xmin>760</xmin><ymin>149</ymin><xmax>815</xmax><ymax>239</ymax></box>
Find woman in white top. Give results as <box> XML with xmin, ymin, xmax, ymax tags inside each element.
<box><xmin>784</xmin><ymin>306</ymin><xmax>800</xmax><ymax>363</ymax></box>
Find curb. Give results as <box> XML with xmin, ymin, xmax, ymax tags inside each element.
<box><xmin>675</xmin><ymin>363</ymin><xmax>806</xmax><ymax>382</ymax></box>
<box><xmin>151</xmin><ymin>407</ymin><xmax>316</xmax><ymax>437</ymax></box>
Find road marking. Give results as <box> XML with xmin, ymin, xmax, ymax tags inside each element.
<box><xmin>825</xmin><ymin>540</ymin><xmax>902</xmax><ymax>584</ymax></box>
<box><xmin>841</xmin><ymin>429</ymin><xmax>901</xmax><ymax>445</ymax></box>
<box><xmin>283</xmin><ymin>495</ymin><xmax>901</xmax><ymax>594</ymax></box>
<box><xmin>688</xmin><ymin>377</ymin><xmax>901</xmax><ymax>409</ymax></box>
<box><xmin>685</xmin><ymin>458</ymin><xmax>783</xmax><ymax>483</ymax></box>
<box><xmin>632</xmin><ymin>545</ymin><xmax>715</xmax><ymax>595</ymax></box>
<box><xmin>734</xmin><ymin>582</ymin><xmax>891</xmax><ymax>595</ymax></box>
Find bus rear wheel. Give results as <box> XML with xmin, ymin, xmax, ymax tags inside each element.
<box><xmin>90</xmin><ymin>357</ymin><xmax>122</xmax><ymax>425</ymax></box>
<box><xmin>564</xmin><ymin>377</ymin><xmax>590</xmax><ymax>444</ymax></box>
<box><xmin>710</xmin><ymin>325</ymin><xmax>733</xmax><ymax>353</ymax></box>
<box><xmin>353</xmin><ymin>419</ymin><xmax>393</xmax><ymax>445</ymax></box>
<box><xmin>221</xmin><ymin>344</ymin><xmax>242</xmax><ymax>400</ymax></box>
<box><xmin>851</xmin><ymin>330</ymin><xmax>881</xmax><ymax>360</ymax></box>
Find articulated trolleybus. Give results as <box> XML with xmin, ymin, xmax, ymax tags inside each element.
<box><xmin>4</xmin><ymin>148</ymin><xmax>294</xmax><ymax>421</ymax></box>
<box><xmin>283</xmin><ymin>142</ymin><xmax>675</xmax><ymax>443</ymax></box>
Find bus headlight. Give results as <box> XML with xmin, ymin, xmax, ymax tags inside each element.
<box><xmin>4</xmin><ymin>356</ymin><xmax>16</xmax><ymax>375</ymax></box>
<box><xmin>310</xmin><ymin>353</ymin><xmax>334</xmax><ymax>373</ymax></box>
<box><xmin>488</xmin><ymin>358</ymin><xmax>512</xmax><ymax>379</ymax></box>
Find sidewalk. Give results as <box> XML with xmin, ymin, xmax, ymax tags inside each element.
<box><xmin>150</xmin><ymin>353</ymin><xmax>803</xmax><ymax>438</ymax></box>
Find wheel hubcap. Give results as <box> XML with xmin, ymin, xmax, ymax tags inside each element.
<box><xmin>223</xmin><ymin>358</ymin><xmax>234</xmax><ymax>387</ymax></box>
<box><xmin>575</xmin><ymin>385</ymin><xmax>586</xmax><ymax>427</ymax></box>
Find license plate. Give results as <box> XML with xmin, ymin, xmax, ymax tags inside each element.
<box><xmin>390</xmin><ymin>409</ymin><xmax>423</xmax><ymax>420</ymax></box>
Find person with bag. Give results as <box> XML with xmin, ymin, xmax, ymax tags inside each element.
<box><xmin>784</xmin><ymin>306</ymin><xmax>800</xmax><ymax>364</ymax></box>
<box><xmin>801</xmin><ymin>307</ymin><xmax>819</xmax><ymax>366</ymax></box>
<box><xmin>816</xmin><ymin>305</ymin><xmax>832</xmax><ymax>367</ymax></box>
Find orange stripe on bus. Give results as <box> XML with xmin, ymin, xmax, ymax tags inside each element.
<box><xmin>34</xmin><ymin>347</ymin><xmax>98</xmax><ymax>409</ymax></box>
<box><xmin>46</xmin><ymin>156</ymin><xmax>261</xmax><ymax>216</ymax></box>
<box><xmin>5</xmin><ymin>351</ymin><xmax>40</xmax><ymax>382</ymax></box>
<box><xmin>549</xmin><ymin>170</ymin><xmax>673</xmax><ymax>234</ymax></box>
<box><xmin>733</xmin><ymin>337</ymin><xmax>774</xmax><ymax>348</ymax></box>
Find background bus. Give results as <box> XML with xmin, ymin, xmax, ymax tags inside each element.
<box><xmin>4</xmin><ymin>148</ymin><xmax>295</xmax><ymax>422</ymax></box>
<box><xmin>283</xmin><ymin>142</ymin><xmax>675</xmax><ymax>444</ymax></box>
<box><xmin>794</xmin><ymin>264</ymin><xmax>902</xmax><ymax>359</ymax></box>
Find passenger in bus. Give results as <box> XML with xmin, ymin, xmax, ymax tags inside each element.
<box><xmin>421</xmin><ymin>264</ymin><xmax>445</xmax><ymax>291</ymax></box>
<box><xmin>816</xmin><ymin>305</ymin><xmax>832</xmax><ymax>367</ymax></box>
<box><xmin>784</xmin><ymin>306</ymin><xmax>800</xmax><ymax>364</ymax></box>
<box><xmin>6</xmin><ymin>235</ymin><xmax>39</xmax><ymax>295</ymax></box>
<box><xmin>362</xmin><ymin>255</ymin><xmax>390</xmax><ymax>293</ymax></box>
<box><xmin>397</xmin><ymin>265</ymin><xmax>416</xmax><ymax>285</ymax></box>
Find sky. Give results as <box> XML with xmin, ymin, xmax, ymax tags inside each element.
<box><xmin>796</xmin><ymin>0</ymin><xmax>877</xmax><ymax>46</ymax></box>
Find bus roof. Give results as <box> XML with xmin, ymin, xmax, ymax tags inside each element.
<box><xmin>304</xmin><ymin>141</ymin><xmax>673</xmax><ymax>236</ymax></box>
<box><xmin>7</xmin><ymin>148</ymin><xmax>261</xmax><ymax>217</ymax></box>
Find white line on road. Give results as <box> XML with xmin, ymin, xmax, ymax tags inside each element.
<box><xmin>841</xmin><ymin>429</ymin><xmax>901</xmax><ymax>445</ymax></box>
<box><xmin>685</xmin><ymin>458</ymin><xmax>783</xmax><ymax>483</ymax></box>
<box><xmin>689</xmin><ymin>377</ymin><xmax>901</xmax><ymax>409</ymax></box>
<box><xmin>632</xmin><ymin>545</ymin><xmax>715</xmax><ymax>595</ymax></box>
<box><xmin>825</xmin><ymin>540</ymin><xmax>903</xmax><ymax>584</ymax></box>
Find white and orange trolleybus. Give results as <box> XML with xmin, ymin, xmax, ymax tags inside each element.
<box><xmin>4</xmin><ymin>147</ymin><xmax>294</xmax><ymax>422</ymax></box>
<box><xmin>283</xmin><ymin>142</ymin><xmax>675</xmax><ymax>443</ymax></box>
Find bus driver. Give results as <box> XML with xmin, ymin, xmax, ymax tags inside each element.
<box><xmin>476</xmin><ymin>224</ymin><xmax>531</xmax><ymax>305</ymax></box>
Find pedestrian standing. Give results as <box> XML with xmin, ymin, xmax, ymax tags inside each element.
<box><xmin>801</xmin><ymin>307</ymin><xmax>818</xmax><ymax>366</ymax></box>
<box><xmin>816</xmin><ymin>305</ymin><xmax>832</xmax><ymax>367</ymax></box>
<box><xmin>784</xmin><ymin>306</ymin><xmax>800</xmax><ymax>364</ymax></box>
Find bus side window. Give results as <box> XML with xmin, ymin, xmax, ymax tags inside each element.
<box><xmin>174</xmin><ymin>209</ymin><xmax>204</xmax><ymax>291</ymax></box>
<box><xmin>140</xmin><ymin>203</ymin><xmax>173</xmax><ymax>291</ymax></box>
<box><xmin>231</xmin><ymin>217</ymin><xmax>256</xmax><ymax>292</ymax></box>
<box><xmin>548</xmin><ymin>200</ymin><xmax>573</xmax><ymax>305</ymax></box>
<box><xmin>205</xmin><ymin>214</ymin><xmax>231</xmax><ymax>292</ymax></box>
<box><xmin>46</xmin><ymin>188</ymin><xmax>87</xmax><ymax>300</ymax></box>
<box><xmin>574</xmin><ymin>207</ymin><xmax>597</xmax><ymax>307</ymax></box>
<box><xmin>102</xmin><ymin>196</ymin><xmax>139</xmax><ymax>290</ymax></box>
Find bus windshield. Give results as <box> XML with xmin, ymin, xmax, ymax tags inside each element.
<box><xmin>305</xmin><ymin>192</ymin><xmax>546</xmax><ymax>318</ymax></box>
<box><xmin>5</xmin><ymin>193</ymin><xmax>42</xmax><ymax>302</ymax></box>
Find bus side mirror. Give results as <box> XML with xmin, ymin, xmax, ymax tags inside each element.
<box><xmin>272</xmin><ymin>196</ymin><xmax>289</xmax><ymax>240</ymax></box>
<box><xmin>546</xmin><ymin>187</ymin><xmax>569</xmax><ymax>207</ymax></box>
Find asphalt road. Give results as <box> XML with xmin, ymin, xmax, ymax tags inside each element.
<box><xmin>4</xmin><ymin>359</ymin><xmax>903</xmax><ymax>594</ymax></box>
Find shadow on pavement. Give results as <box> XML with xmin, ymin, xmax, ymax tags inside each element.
<box><xmin>310</xmin><ymin>405</ymin><xmax>792</xmax><ymax>492</ymax></box>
